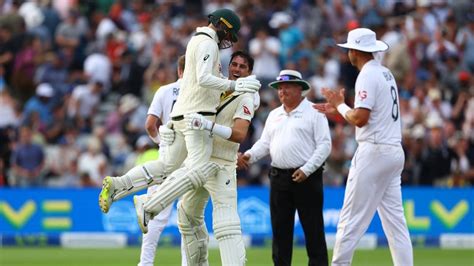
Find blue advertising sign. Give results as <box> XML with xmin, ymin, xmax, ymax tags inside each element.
<box><xmin>1</xmin><ymin>187</ymin><xmax>473</xmax><ymax>241</ymax></box>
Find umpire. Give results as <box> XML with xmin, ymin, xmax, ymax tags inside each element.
<box><xmin>238</xmin><ymin>70</ymin><xmax>331</xmax><ymax>265</ymax></box>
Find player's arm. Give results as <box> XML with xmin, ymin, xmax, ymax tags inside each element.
<box><xmin>145</xmin><ymin>114</ymin><xmax>162</xmax><ymax>144</ymax></box>
<box><xmin>183</xmin><ymin>113</ymin><xmax>249</xmax><ymax>143</ymax></box>
<box><xmin>313</xmin><ymin>88</ymin><xmax>370</xmax><ymax>128</ymax></box>
<box><xmin>228</xmin><ymin>118</ymin><xmax>250</xmax><ymax>143</ymax></box>
<box><xmin>342</xmin><ymin>108</ymin><xmax>370</xmax><ymax>128</ymax></box>
<box><xmin>146</xmin><ymin>87</ymin><xmax>166</xmax><ymax>144</ymax></box>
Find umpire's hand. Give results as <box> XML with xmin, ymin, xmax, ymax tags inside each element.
<box><xmin>292</xmin><ymin>169</ymin><xmax>308</xmax><ymax>183</ymax></box>
<box><xmin>237</xmin><ymin>152</ymin><xmax>250</xmax><ymax>170</ymax></box>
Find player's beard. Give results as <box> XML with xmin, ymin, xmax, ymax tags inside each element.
<box><xmin>216</xmin><ymin>28</ymin><xmax>233</xmax><ymax>49</ymax></box>
<box><xmin>219</xmin><ymin>39</ymin><xmax>233</xmax><ymax>49</ymax></box>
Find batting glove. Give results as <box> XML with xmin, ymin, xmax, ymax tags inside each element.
<box><xmin>231</xmin><ymin>75</ymin><xmax>261</xmax><ymax>93</ymax></box>
<box><xmin>184</xmin><ymin>113</ymin><xmax>213</xmax><ymax>131</ymax></box>
<box><xmin>159</xmin><ymin>122</ymin><xmax>175</xmax><ymax>145</ymax></box>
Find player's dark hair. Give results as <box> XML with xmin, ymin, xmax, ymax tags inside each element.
<box><xmin>230</xmin><ymin>50</ymin><xmax>254</xmax><ymax>72</ymax></box>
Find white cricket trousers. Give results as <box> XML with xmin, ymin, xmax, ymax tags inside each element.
<box><xmin>332</xmin><ymin>142</ymin><xmax>413</xmax><ymax>266</ymax></box>
<box><xmin>167</xmin><ymin>117</ymin><xmax>214</xmax><ymax>172</ymax></box>
<box><xmin>138</xmin><ymin>185</ymin><xmax>174</xmax><ymax>266</ymax></box>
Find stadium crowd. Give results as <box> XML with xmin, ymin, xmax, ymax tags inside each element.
<box><xmin>0</xmin><ymin>0</ymin><xmax>472</xmax><ymax>188</ymax></box>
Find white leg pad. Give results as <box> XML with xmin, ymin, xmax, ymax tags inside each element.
<box><xmin>112</xmin><ymin>160</ymin><xmax>166</xmax><ymax>201</ymax></box>
<box><xmin>213</xmin><ymin>204</ymin><xmax>246</xmax><ymax>266</ymax></box>
<box><xmin>144</xmin><ymin>162</ymin><xmax>218</xmax><ymax>214</ymax></box>
<box><xmin>177</xmin><ymin>203</ymin><xmax>209</xmax><ymax>266</ymax></box>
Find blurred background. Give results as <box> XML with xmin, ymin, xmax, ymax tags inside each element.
<box><xmin>0</xmin><ymin>0</ymin><xmax>472</xmax><ymax>257</ymax></box>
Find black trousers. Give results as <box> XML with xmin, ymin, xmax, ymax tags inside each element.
<box><xmin>269</xmin><ymin>166</ymin><xmax>328</xmax><ymax>266</ymax></box>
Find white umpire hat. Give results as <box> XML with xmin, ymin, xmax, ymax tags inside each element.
<box><xmin>268</xmin><ymin>69</ymin><xmax>311</xmax><ymax>91</ymax></box>
<box><xmin>337</xmin><ymin>28</ymin><xmax>389</xmax><ymax>53</ymax></box>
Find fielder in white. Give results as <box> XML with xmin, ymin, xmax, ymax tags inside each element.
<box><xmin>313</xmin><ymin>28</ymin><xmax>413</xmax><ymax>266</ymax></box>
<box><xmin>134</xmin><ymin>51</ymin><xmax>259</xmax><ymax>266</ymax></box>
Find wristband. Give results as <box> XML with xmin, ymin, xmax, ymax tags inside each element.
<box><xmin>203</xmin><ymin>119</ymin><xmax>213</xmax><ymax>131</ymax></box>
<box><xmin>337</xmin><ymin>103</ymin><xmax>351</xmax><ymax>118</ymax></box>
<box><xmin>211</xmin><ymin>123</ymin><xmax>232</xmax><ymax>139</ymax></box>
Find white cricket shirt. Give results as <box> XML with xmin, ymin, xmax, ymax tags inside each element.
<box><xmin>212</xmin><ymin>92</ymin><xmax>255</xmax><ymax>163</ymax></box>
<box><xmin>354</xmin><ymin>60</ymin><xmax>402</xmax><ymax>145</ymax></box>
<box><xmin>170</xmin><ymin>27</ymin><xmax>232</xmax><ymax>117</ymax></box>
<box><xmin>148</xmin><ymin>79</ymin><xmax>181</xmax><ymax>125</ymax></box>
<box><xmin>148</xmin><ymin>79</ymin><xmax>180</xmax><ymax>151</ymax></box>
<box><xmin>246</xmin><ymin>98</ymin><xmax>331</xmax><ymax>176</ymax></box>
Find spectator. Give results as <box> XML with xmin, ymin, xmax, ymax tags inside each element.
<box><xmin>22</xmin><ymin>83</ymin><xmax>55</xmax><ymax>128</ymax></box>
<box><xmin>67</xmin><ymin>80</ymin><xmax>104</xmax><ymax>133</ymax></box>
<box><xmin>249</xmin><ymin>27</ymin><xmax>281</xmax><ymax>86</ymax></box>
<box><xmin>455</xmin><ymin>13</ymin><xmax>474</xmax><ymax>72</ymax></box>
<box><xmin>419</xmin><ymin>114</ymin><xmax>456</xmax><ymax>186</ymax></box>
<box><xmin>0</xmin><ymin>74</ymin><xmax>19</xmax><ymax>129</ymax></box>
<box><xmin>34</xmin><ymin>51</ymin><xmax>70</xmax><ymax>94</ymax></box>
<box><xmin>11</xmin><ymin>34</ymin><xmax>44</xmax><ymax>105</ymax></box>
<box><xmin>77</xmin><ymin>137</ymin><xmax>107</xmax><ymax>187</ymax></box>
<box><xmin>9</xmin><ymin>125</ymin><xmax>45</xmax><ymax>186</ymax></box>
<box><xmin>269</xmin><ymin>12</ymin><xmax>304</xmax><ymax>68</ymax></box>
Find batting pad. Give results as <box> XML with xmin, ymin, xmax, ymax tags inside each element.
<box><xmin>144</xmin><ymin>162</ymin><xmax>219</xmax><ymax>215</ymax></box>
<box><xmin>213</xmin><ymin>204</ymin><xmax>246</xmax><ymax>265</ymax></box>
<box><xmin>178</xmin><ymin>204</ymin><xmax>209</xmax><ymax>266</ymax></box>
<box><xmin>112</xmin><ymin>160</ymin><xmax>166</xmax><ymax>201</ymax></box>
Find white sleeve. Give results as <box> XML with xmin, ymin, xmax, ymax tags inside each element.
<box><xmin>300</xmin><ymin>113</ymin><xmax>332</xmax><ymax>176</ymax></box>
<box><xmin>195</xmin><ymin>40</ymin><xmax>232</xmax><ymax>91</ymax></box>
<box><xmin>233</xmin><ymin>95</ymin><xmax>255</xmax><ymax>121</ymax></box>
<box><xmin>148</xmin><ymin>87</ymin><xmax>166</xmax><ymax>118</ymax></box>
<box><xmin>354</xmin><ymin>72</ymin><xmax>376</xmax><ymax>110</ymax></box>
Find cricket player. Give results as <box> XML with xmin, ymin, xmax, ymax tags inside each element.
<box><xmin>313</xmin><ymin>28</ymin><xmax>413</xmax><ymax>266</ymax></box>
<box><xmin>163</xmin><ymin>8</ymin><xmax>260</xmax><ymax>182</ymax></box>
<box><xmin>99</xmin><ymin>51</ymin><xmax>258</xmax><ymax>266</ymax></box>
<box><xmin>98</xmin><ymin>9</ymin><xmax>259</xmax><ymax>210</ymax></box>
<box><xmin>99</xmin><ymin>10</ymin><xmax>260</xmax><ymax>211</ymax></box>
<box><xmin>134</xmin><ymin>50</ymin><xmax>258</xmax><ymax>266</ymax></box>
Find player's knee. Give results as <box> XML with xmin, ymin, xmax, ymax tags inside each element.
<box><xmin>177</xmin><ymin>203</ymin><xmax>207</xmax><ymax>236</ymax></box>
<box><xmin>141</xmin><ymin>160</ymin><xmax>166</xmax><ymax>184</ymax></box>
<box><xmin>187</xmin><ymin>162</ymin><xmax>219</xmax><ymax>189</ymax></box>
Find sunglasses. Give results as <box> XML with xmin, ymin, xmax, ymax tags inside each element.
<box><xmin>276</xmin><ymin>75</ymin><xmax>300</xmax><ymax>81</ymax></box>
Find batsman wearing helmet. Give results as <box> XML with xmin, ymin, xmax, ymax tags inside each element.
<box><xmin>136</xmin><ymin>51</ymin><xmax>260</xmax><ymax>266</ymax></box>
<box><xmin>163</xmin><ymin>8</ymin><xmax>261</xmax><ymax>180</ymax></box>
<box><xmin>99</xmin><ymin>51</ymin><xmax>258</xmax><ymax>266</ymax></box>
<box><xmin>98</xmin><ymin>10</ymin><xmax>260</xmax><ymax>211</ymax></box>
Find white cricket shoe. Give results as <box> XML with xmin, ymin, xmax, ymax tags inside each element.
<box><xmin>134</xmin><ymin>195</ymin><xmax>151</xmax><ymax>234</ymax></box>
<box><xmin>99</xmin><ymin>176</ymin><xmax>115</xmax><ymax>213</ymax></box>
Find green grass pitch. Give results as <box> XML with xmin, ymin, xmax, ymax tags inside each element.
<box><xmin>1</xmin><ymin>247</ymin><xmax>473</xmax><ymax>266</ymax></box>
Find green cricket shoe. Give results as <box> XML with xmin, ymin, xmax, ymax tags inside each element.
<box><xmin>99</xmin><ymin>176</ymin><xmax>114</xmax><ymax>213</ymax></box>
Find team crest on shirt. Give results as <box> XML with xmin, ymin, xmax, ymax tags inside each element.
<box><xmin>243</xmin><ymin>105</ymin><xmax>251</xmax><ymax>115</ymax></box>
<box><xmin>358</xmin><ymin>90</ymin><xmax>367</xmax><ymax>100</ymax></box>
